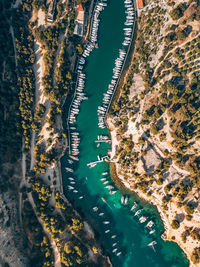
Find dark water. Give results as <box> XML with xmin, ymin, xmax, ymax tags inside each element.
<box><xmin>61</xmin><ymin>0</ymin><xmax>189</xmax><ymax>266</ymax></box>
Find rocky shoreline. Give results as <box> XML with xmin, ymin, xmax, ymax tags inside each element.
<box><xmin>107</xmin><ymin>116</ymin><xmax>198</xmax><ymax>267</ymax></box>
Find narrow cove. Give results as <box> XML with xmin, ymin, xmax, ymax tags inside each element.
<box><xmin>61</xmin><ymin>0</ymin><xmax>189</xmax><ymax>266</ymax></box>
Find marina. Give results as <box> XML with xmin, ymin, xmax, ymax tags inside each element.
<box><xmin>61</xmin><ymin>0</ymin><xmax>189</xmax><ymax>266</ymax></box>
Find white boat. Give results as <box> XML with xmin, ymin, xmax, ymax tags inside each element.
<box><xmin>93</xmin><ymin>207</ymin><xmax>98</xmax><ymax>211</ymax></box>
<box><xmin>99</xmin><ymin>213</ymin><xmax>104</xmax><ymax>216</ymax></box>
<box><xmin>148</xmin><ymin>241</ymin><xmax>157</xmax><ymax>246</ymax></box>
<box><xmin>124</xmin><ymin>196</ymin><xmax>128</xmax><ymax>205</ymax></box>
<box><xmin>134</xmin><ymin>209</ymin><xmax>142</xmax><ymax>216</ymax></box>
<box><xmin>79</xmin><ymin>196</ymin><xmax>83</xmax><ymax>199</ymax></box>
<box><xmin>150</xmin><ymin>229</ymin><xmax>155</xmax><ymax>235</ymax></box>
<box><xmin>109</xmin><ymin>191</ymin><xmax>117</xmax><ymax>195</ymax></box>
<box><xmin>112</xmin><ymin>243</ymin><xmax>117</xmax><ymax>247</ymax></box>
<box><xmin>102</xmin><ymin>172</ymin><xmax>108</xmax><ymax>175</ymax></box>
<box><xmin>68</xmin><ymin>185</ymin><xmax>74</xmax><ymax>190</ymax></box>
<box><xmin>89</xmin><ymin>163</ymin><xmax>97</xmax><ymax>168</ymax></box>
<box><xmin>105</xmin><ymin>230</ymin><xmax>110</xmax><ymax>233</ymax></box>
<box><xmin>148</xmin><ymin>241</ymin><xmax>157</xmax><ymax>252</ymax></box>
<box><xmin>131</xmin><ymin>202</ymin><xmax>137</xmax><ymax>210</ymax></box>
<box><xmin>139</xmin><ymin>216</ymin><xmax>147</xmax><ymax>223</ymax></box>
<box><xmin>103</xmin><ymin>221</ymin><xmax>110</xmax><ymax>224</ymax></box>
<box><xmin>106</xmin><ymin>186</ymin><xmax>114</xmax><ymax>190</ymax></box>
<box><xmin>112</xmin><ymin>248</ymin><xmax>117</xmax><ymax>253</ymax></box>
<box><xmin>146</xmin><ymin>220</ymin><xmax>154</xmax><ymax>228</ymax></box>
<box><xmin>116</xmin><ymin>252</ymin><xmax>122</xmax><ymax>256</ymax></box>
<box><xmin>121</xmin><ymin>196</ymin><xmax>124</xmax><ymax>204</ymax></box>
<box><xmin>65</xmin><ymin>167</ymin><xmax>74</xmax><ymax>173</ymax></box>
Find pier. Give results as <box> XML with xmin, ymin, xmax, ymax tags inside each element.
<box><xmin>97</xmin><ymin>0</ymin><xmax>137</xmax><ymax>129</ymax></box>
<box><xmin>87</xmin><ymin>155</ymin><xmax>109</xmax><ymax>167</ymax></box>
<box><xmin>95</xmin><ymin>139</ymin><xmax>111</xmax><ymax>143</ymax></box>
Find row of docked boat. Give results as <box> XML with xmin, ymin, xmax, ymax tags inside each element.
<box><xmin>90</xmin><ymin>0</ymin><xmax>107</xmax><ymax>44</ymax></box>
<box><xmin>66</xmin><ymin>176</ymin><xmax>84</xmax><ymax>199</ymax></box>
<box><xmin>97</xmin><ymin>0</ymin><xmax>135</xmax><ymax>129</ymax></box>
<box><xmin>97</xmin><ymin>135</ymin><xmax>109</xmax><ymax>140</ymax></box>
<box><xmin>100</xmin><ymin>172</ymin><xmax>117</xmax><ymax>195</ymax></box>
<box><xmin>123</xmin><ymin>0</ymin><xmax>135</xmax><ymax>46</ymax></box>
<box><xmin>68</xmin><ymin>1</ymin><xmax>108</xmax><ymax>157</ymax></box>
<box><xmin>97</xmin><ymin>48</ymin><xmax>127</xmax><ymax>128</ymax></box>
<box><xmin>92</xmin><ymin>203</ymin><xmax>122</xmax><ymax>257</ymax></box>
<box><xmin>70</xmin><ymin>131</ymin><xmax>80</xmax><ymax>156</ymax></box>
<box><xmin>69</xmin><ymin>72</ymin><xmax>87</xmax><ymax>125</ymax></box>
<box><xmin>120</xmin><ymin>198</ymin><xmax>156</xmax><ymax>235</ymax></box>
<box><xmin>130</xmin><ymin>201</ymin><xmax>156</xmax><ymax>235</ymax></box>
<box><xmin>121</xmin><ymin>195</ymin><xmax>129</xmax><ymax>205</ymax></box>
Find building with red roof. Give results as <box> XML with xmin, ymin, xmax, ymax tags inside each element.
<box><xmin>136</xmin><ymin>0</ymin><xmax>144</xmax><ymax>9</ymax></box>
<box><xmin>74</xmin><ymin>3</ymin><xmax>85</xmax><ymax>36</ymax></box>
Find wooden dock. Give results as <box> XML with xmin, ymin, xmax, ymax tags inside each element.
<box><xmin>95</xmin><ymin>139</ymin><xmax>111</xmax><ymax>143</ymax></box>
<box><xmin>87</xmin><ymin>156</ymin><xmax>109</xmax><ymax>167</ymax></box>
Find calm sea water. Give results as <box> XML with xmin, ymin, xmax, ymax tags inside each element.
<box><xmin>61</xmin><ymin>0</ymin><xmax>189</xmax><ymax>266</ymax></box>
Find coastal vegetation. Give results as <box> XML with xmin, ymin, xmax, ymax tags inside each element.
<box><xmin>0</xmin><ymin>1</ymin><xmax>21</xmax><ymax>162</ymax></box>
<box><xmin>9</xmin><ymin>0</ymin><xmax>111</xmax><ymax>265</ymax></box>
<box><xmin>108</xmin><ymin>0</ymin><xmax>200</xmax><ymax>264</ymax></box>
<box><xmin>12</xmin><ymin>0</ymin><xmax>35</xmax><ymax>150</ymax></box>
<box><xmin>0</xmin><ymin>0</ymin><xmax>33</xmax><ymax>265</ymax></box>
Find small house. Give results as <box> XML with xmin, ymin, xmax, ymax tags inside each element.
<box><xmin>74</xmin><ymin>4</ymin><xmax>85</xmax><ymax>37</ymax></box>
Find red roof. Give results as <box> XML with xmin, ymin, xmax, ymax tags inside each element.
<box><xmin>137</xmin><ymin>0</ymin><xmax>144</xmax><ymax>9</ymax></box>
<box><xmin>77</xmin><ymin>3</ymin><xmax>84</xmax><ymax>12</ymax></box>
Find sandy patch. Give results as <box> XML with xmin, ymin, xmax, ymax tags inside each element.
<box><xmin>38</xmin><ymin>9</ymin><xmax>46</xmax><ymax>27</ymax></box>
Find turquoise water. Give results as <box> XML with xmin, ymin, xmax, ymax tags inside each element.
<box><xmin>61</xmin><ymin>0</ymin><xmax>189</xmax><ymax>266</ymax></box>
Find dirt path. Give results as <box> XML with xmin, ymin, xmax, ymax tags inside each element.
<box><xmin>28</xmin><ymin>192</ymin><xmax>61</xmax><ymax>267</ymax></box>
<box><xmin>33</xmin><ymin>41</ymin><xmax>46</xmax><ymax>105</ymax></box>
<box><xmin>9</xmin><ymin>26</ymin><xmax>17</xmax><ymax>67</ymax></box>
<box><xmin>30</xmin><ymin>132</ymin><xmax>36</xmax><ymax>170</ymax></box>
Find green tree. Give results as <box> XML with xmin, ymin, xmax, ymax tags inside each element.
<box><xmin>171</xmin><ymin>219</ymin><xmax>180</xmax><ymax>229</ymax></box>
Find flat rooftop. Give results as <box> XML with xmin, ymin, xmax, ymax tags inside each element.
<box><xmin>137</xmin><ymin>0</ymin><xmax>144</xmax><ymax>9</ymax></box>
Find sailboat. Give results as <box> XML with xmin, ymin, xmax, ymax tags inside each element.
<box><xmin>146</xmin><ymin>220</ymin><xmax>154</xmax><ymax>228</ymax></box>
<box><xmin>149</xmin><ymin>229</ymin><xmax>155</xmax><ymax>235</ymax></box>
<box><xmin>134</xmin><ymin>209</ymin><xmax>142</xmax><ymax>216</ymax></box>
<box><xmin>148</xmin><ymin>241</ymin><xmax>157</xmax><ymax>252</ymax></box>
<box><xmin>124</xmin><ymin>196</ymin><xmax>128</xmax><ymax>205</ymax></box>
<box><xmin>131</xmin><ymin>202</ymin><xmax>137</xmax><ymax>210</ymax></box>
<box><xmin>139</xmin><ymin>216</ymin><xmax>147</xmax><ymax>223</ymax></box>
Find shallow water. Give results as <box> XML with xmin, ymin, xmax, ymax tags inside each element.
<box><xmin>61</xmin><ymin>0</ymin><xmax>189</xmax><ymax>266</ymax></box>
